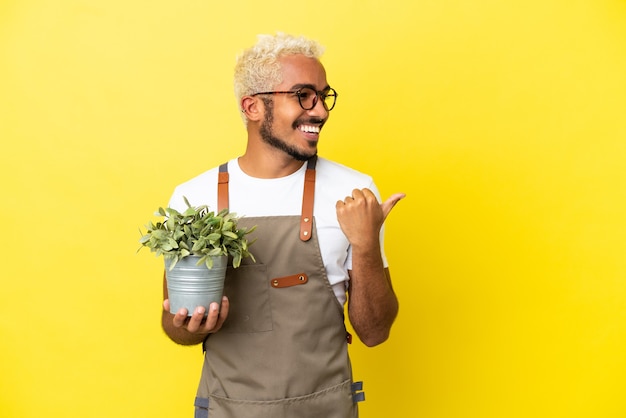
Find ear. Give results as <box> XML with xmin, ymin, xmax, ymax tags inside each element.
<box><xmin>241</xmin><ymin>96</ymin><xmax>263</xmax><ymax>122</ymax></box>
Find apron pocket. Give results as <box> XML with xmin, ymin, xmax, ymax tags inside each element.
<box><xmin>220</xmin><ymin>264</ymin><xmax>273</xmax><ymax>333</ymax></box>
<box><xmin>207</xmin><ymin>379</ymin><xmax>358</xmax><ymax>418</ymax></box>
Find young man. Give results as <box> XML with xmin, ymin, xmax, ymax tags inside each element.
<box><xmin>162</xmin><ymin>33</ymin><xmax>404</xmax><ymax>418</ymax></box>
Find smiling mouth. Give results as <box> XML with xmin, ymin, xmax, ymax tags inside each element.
<box><xmin>298</xmin><ymin>124</ymin><xmax>321</xmax><ymax>134</ymax></box>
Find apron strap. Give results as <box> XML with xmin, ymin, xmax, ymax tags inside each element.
<box><xmin>216</xmin><ymin>156</ymin><xmax>317</xmax><ymax>242</ymax></box>
<box><xmin>299</xmin><ymin>155</ymin><xmax>316</xmax><ymax>241</ymax></box>
<box><xmin>217</xmin><ymin>163</ymin><xmax>229</xmax><ymax>212</ymax></box>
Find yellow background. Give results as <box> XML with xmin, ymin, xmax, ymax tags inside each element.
<box><xmin>1</xmin><ymin>0</ymin><xmax>625</xmax><ymax>417</ymax></box>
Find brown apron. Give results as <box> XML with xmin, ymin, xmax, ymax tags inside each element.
<box><xmin>193</xmin><ymin>157</ymin><xmax>364</xmax><ymax>418</ymax></box>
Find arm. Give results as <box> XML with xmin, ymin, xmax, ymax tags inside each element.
<box><xmin>337</xmin><ymin>189</ymin><xmax>404</xmax><ymax>347</ymax></box>
<box><xmin>161</xmin><ymin>272</ymin><xmax>230</xmax><ymax>345</ymax></box>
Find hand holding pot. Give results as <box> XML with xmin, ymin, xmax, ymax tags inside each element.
<box><xmin>163</xmin><ymin>296</ymin><xmax>230</xmax><ymax>341</ymax></box>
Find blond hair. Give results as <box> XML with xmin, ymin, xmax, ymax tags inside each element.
<box><xmin>234</xmin><ymin>33</ymin><xmax>324</xmax><ymax>123</ymax></box>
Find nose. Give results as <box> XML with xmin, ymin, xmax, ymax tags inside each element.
<box><xmin>307</xmin><ymin>94</ymin><xmax>329</xmax><ymax>119</ymax></box>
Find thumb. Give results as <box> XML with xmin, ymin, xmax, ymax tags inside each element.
<box><xmin>381</xmin><ymin>193</ymin><xmax>406</xmax><ymax>220</ymax></box>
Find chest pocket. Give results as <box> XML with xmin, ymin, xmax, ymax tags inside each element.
<box><xmin>220</xmin><ymin>263</ymin><xmax>273</xmax><ymax>333</ymax></box>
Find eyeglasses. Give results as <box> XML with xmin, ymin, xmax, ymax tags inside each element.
<box><xmin>252</xmin><ymin>87</ymin><xmax>338</xmax><ymax>111</ymax></box>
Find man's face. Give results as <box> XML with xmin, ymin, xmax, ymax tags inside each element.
<box><xmin>259</xmin><ymin>55</ymin><xmax>331</xmax><ymax>161</ymax></box>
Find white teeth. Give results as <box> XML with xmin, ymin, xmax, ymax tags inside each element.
<box><xmin>299</xmin><ymin>125</ymin><xmax>320</xmax><ymax>133</ymax></box>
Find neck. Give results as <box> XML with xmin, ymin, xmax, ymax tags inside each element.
<box><xmin>238</xmin><ymin>149</ymin><xmax>307</xmax><ymax>179</ymax></box>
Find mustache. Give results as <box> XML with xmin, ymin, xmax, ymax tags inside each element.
<box><xmin>292</xmin><ymin>117</ymin><xmax>325</xmax><ymax>129</ymax></box>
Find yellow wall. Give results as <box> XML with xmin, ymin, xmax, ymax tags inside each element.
<box><xmin>1</xmin><ymin>0</ymin><xmax>625</xmax><ymax>417</ymax></box>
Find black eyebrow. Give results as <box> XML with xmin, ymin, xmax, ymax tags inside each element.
<box><xmin>290</xmin><ymin>83</ymin><xmax>331</xmax><ymax>92</ymax></box>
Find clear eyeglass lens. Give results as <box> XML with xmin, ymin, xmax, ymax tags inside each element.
<box><xmin>297</xmin><ymin>87</ymin><xmax>317</xmax><ymax>110</ymax></box>
<box><xmin>323</xmin><ymin>89</ymin><xmax>337</xmax><ymax>110</ymax></box>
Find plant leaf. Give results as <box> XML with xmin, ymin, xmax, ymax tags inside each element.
<box><xmin>192</xmin><ymin>238</ymin><xmax>205</xmax><ymax>252</ymax></box>
<box><xmin>206</xmin><ymin>232</ymin><xmax>221</xmax><ymax>242</ymax></box>
<box><xmin>223</xmin><ymin>231</ymin><xmax>238</xmax><ymax>239</ymax></box>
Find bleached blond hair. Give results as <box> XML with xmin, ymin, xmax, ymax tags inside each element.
<box><xmin>234</xmin><ymin>33</ymin><xmax>325</xmax><ymax>124</ymax></box>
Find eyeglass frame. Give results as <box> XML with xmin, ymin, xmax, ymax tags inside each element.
<box><xmin>251</xmin><ymin>86</ymin><xmax>338</xmax><ymax>111</ymax></box>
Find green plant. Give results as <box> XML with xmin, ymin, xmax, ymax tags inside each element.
<box><xmin>139</xmin><ymin>197</ymin><xmax>255</xmax><ymax>270</ymax></box>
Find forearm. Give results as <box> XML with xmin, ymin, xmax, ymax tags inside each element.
<box><xmin>347</xmin><ymin>244</ymin><xmax>399</xmax><ymax>347</ymax></box>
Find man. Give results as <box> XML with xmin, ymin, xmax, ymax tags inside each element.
<box><xmin>162</xmin><ymin>33</ymin><xmax>404</xmax><ymax>418</ymax></box>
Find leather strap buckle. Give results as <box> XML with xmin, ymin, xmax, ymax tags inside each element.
<box><xmin>271</xmin><ymin>273</ymin><xmax>309</xmax><ymax>288</ymax></box>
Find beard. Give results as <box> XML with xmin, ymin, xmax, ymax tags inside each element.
<box><xmin>259</xmin><ymin>98</ymin><xmax>318</xmax><ymax>162</ymax></box>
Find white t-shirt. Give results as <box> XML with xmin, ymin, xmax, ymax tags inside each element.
<box><xmin>168</xmin><ymin>157</ymin><xmax>388</xmax><ymax>306</ymax></box>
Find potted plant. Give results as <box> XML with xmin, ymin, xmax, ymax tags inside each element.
<box><xmin>139</xmin><ymin>197</ymin><xmax>255</xmax><ymax>315</ymax></box>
